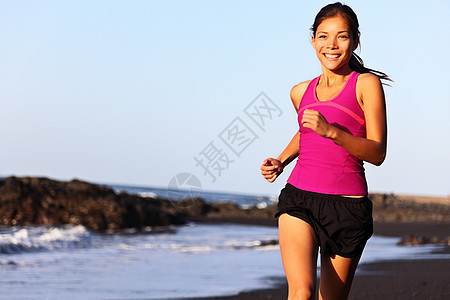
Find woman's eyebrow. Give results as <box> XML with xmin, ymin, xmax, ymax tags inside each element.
<box><xmin>316</xmin><ymin>30</ymin><xmax>350</xmax><ymax>34</ymax></box>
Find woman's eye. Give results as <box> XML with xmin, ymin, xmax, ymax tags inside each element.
<box><xmin>318</xmin><ymin>35</ymin><xmax>327</xmax><ymax>39</ymax></box>
<box><xmin>339</xmin><ymin>35</ymin><xmax>348</xmax><ymax>39</ymax></box>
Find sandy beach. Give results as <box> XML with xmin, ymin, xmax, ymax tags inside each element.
<box><xmin>187</xmin><ymin>221</ymin><xmax>450</xmax><ymax>300</ymax></box>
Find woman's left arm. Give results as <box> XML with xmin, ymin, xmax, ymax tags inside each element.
<box><xmin>301</xmin><ymin>74</ymin><xmax>387</xmax><ymax>166</ymax></box>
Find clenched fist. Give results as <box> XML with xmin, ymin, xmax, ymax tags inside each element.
<box><xmin>260</xmin><ymin>158</ymin><xmax>284</xmax><ymax>183</ymax></box>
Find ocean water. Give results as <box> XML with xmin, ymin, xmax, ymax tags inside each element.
<box><xmin>0</xmin><ymin>185</ymin><xmax>448</xmax><ymax>299</ymax></box>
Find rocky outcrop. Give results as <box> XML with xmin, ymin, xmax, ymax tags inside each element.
<box><xmin>0</xmin><ymin>176</ymin><xmax>186</xmax><ymax>231</ymax></box>
<box><xmin>0</xmin><ymin>176</ymin><xmax>276</xmax><ymax>231</ymax></box>
<box><xmin>369</xmin><ymin>193</ymin><xmax>450</xmax><ymax>223</ymax></box>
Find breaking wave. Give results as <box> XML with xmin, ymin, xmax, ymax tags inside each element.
<box><xmin>0</xmin><ymin>225</ymin><xmax>90</xmax><ymax>254</ymax></box>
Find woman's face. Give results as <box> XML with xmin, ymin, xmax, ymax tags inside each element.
<box><xmin>312</xmin><ymin>15</ymin><xmax>357</xmax><ymax>73</ymax></box>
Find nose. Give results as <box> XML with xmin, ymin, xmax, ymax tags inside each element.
<box><xmin>326</xmin><ymin>36</ymin><xmax>337</xmax><ymax>49</ymax></box>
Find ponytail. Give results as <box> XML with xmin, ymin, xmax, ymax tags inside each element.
<box><xmin>349</xmin><ymin>52</ymin><xmax>392</xmax><ymax>85</ymax></box>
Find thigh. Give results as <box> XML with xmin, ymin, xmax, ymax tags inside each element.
<box><xmin>278</xmin><ymin>213</ymin><xmax>319</xmax><ymax>295</ymax></box>
<box><xmin>319</xmin><ymin>254</ymin><xmax>361</xmax><ymax>300</ymax></box>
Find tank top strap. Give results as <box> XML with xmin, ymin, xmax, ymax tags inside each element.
<box><xmin>341</xmin><ymin>71</ymin><xmax>359</xmax><ymax>97</ymax></box>
<box><xmin>299</xmin><ymin>75</ymin><xmax>321</xmax><ymax>109</ymax></box>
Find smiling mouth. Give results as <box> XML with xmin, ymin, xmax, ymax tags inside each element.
<box><xmin>324</xmin><ymin>53</ymin><xmax>341</xmax><ymax>59</ymax></box>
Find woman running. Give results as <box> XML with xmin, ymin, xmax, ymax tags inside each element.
<box><xmin>260</xmin><ymin>3</ymin><xmax>390</xmax><ymax>299</ymax></box>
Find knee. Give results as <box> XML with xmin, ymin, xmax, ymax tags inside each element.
<box><xmin>289</xmin><ymin>286</ymin><xmax>315</xmax><ymax>300</ymax></box>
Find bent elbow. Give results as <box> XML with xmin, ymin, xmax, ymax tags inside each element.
<box><xmin>372</xmin><ymin>152</ymin><xmax>386</xmax><ymax>166</ymax></box>
<box><xmin>373</xmin><ymin>160</ymin><xmax>384</xmax><ymax>167</ymax></box>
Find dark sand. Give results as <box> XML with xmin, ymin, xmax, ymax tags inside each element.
<box><xmin>180</xmin><ymin>221</ymin><xmax>450</xmax><ymax>300</ymax></box>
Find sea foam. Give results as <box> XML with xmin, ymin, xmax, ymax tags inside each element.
<box><xmin>0</xmin><ymin>225</ymin><xmax>89</xmax><ymax>254</ymax></box>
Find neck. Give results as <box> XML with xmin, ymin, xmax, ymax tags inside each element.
<box><xmin>320</xmin><ymin>66</ymin><xmax>353</xmax><ymax>86</ymax></box>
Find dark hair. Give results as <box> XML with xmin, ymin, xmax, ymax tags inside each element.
<box><xmin>311</xmin><ymin>2</ymin><xmax>392</xmax><ymax>84</ymax></box>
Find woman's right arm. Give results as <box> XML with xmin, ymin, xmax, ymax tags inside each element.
<box><xmin>260</xmin><ymin>131</ymin><xmax>299</xmax><ymax>182</ymax></box>
<box><xmin>260</xmin><ymin>81</ymin><xmax>310</xmax><ymax>183</ymax></box>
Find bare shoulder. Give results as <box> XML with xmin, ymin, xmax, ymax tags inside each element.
<box><xmin>290</xmin><ymin>80</ymin><xmax>312</xmax><ymax>112</ymax></box>
<box><xmin>356</xmin><ymin>73</ymin><xmax>384</xmax><ymax>106</ymax></box>
<box><xmin>356</xmin><ymin>73</ymin><xmax>383</xmax><ymax>94</ymax></box>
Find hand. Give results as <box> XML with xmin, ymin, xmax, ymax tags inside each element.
<box><xmin>301</xmin><ymin>109</ymin><xmax>335</xmax><ymax>139</ymax></box>
<box><xmin>260</xmin><ymin>158</ymin><xmax>283</xmax><ymax>183</ymax></box>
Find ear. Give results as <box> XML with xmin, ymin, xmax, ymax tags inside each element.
<box><xmin>352</xmin><ymin>37</ymin><xmax>359</xmax><ymax>51</ymax></box>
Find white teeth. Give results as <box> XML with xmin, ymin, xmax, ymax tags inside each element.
<box><xmin>324</xmin><ymin>54</ymin><xmax>340</xmax><ymax>58</ymax></box>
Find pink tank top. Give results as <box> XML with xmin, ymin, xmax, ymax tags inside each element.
<box><xmin>287</xmin><ymin>71</ymin><xmax>368</xmax><ymax>196</ymax></box>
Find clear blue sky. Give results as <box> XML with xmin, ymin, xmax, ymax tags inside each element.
<box><xmin>1</xmin><ymin>0</ymin><xmax>449</xmax><ymax>197</ymax></box>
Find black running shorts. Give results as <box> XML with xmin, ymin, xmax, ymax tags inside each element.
<box><xmin>275</xmin><ymin>183</ymin><xmax>373</xmax><ymax>258</ymax></box>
